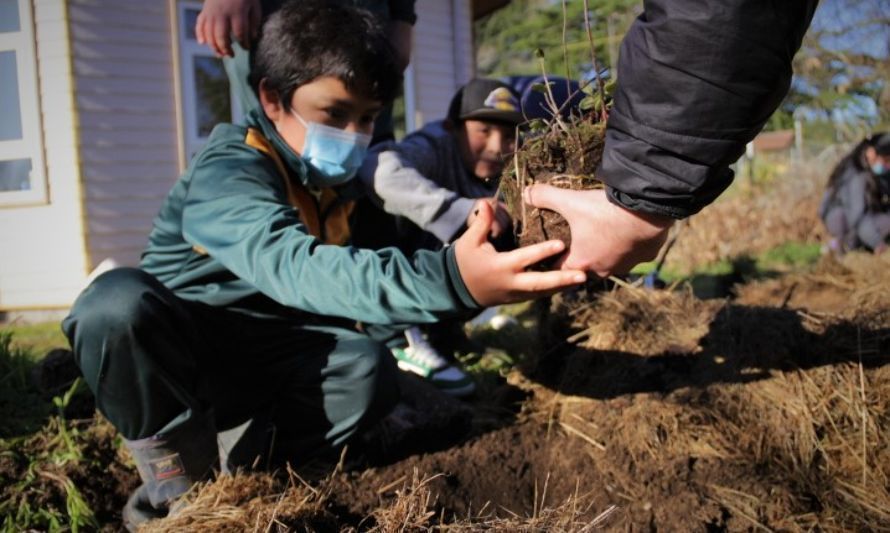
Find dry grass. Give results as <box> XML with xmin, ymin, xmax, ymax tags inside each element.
<box><xmin>366</xmin><ymin>469</ymin><xmax>618</xmax><ymax>532</ymax></box>
<box><xmin>529</xmin><ymin>250</ymin><xmax>890</xmax><ymax>531</ymax></box>
<box><xmin>665</xmin><ymin>164</ymin><xmax>829</xmax><ymax>274</ymax></box>
<box><xmin>140</xmin><ymin>466</ymin><xmax>337</xmax><ymax>532</ymax></box>
<box><xmin>559</xmin><ymin>283</ymin><xmax>724</xmax><ymax>356</ymax></box>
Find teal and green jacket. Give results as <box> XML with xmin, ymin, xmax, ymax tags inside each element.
<box><xmin>140</xmin><ymin>110</ymin><xmax>478</xmax><ymax>324</ymax></box>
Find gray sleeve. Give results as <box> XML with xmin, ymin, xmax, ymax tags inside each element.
<box><xmin>842</xmin><ymin>175</ymin><xmax>884</xmax><ymax>249</ymax></box>
<box><xmin>358</xmin><ymin>140</ymin><xmax>476</xmax><ymax>243</ymax></box>
<box><xmin>839</xmin><ymin>175</ymin><xmax>867</xmax><ymax>229</ymax></box>
<box><xmin>857</xmin><ymin>214</ymin><xmax>889</xmax><ymax>250</ymax></box>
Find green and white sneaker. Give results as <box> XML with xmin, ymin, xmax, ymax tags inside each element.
<box><xmin>392</xmin><ymin>327</ymin><xmax>476</xmax><ymax>397</ymax></box>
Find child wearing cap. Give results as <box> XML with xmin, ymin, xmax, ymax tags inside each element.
<box><xmin>356</xmin><ymin>78</ymin><xmax>524</xmax><ymax>397</ymax></box>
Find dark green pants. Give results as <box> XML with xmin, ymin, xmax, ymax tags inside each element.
<box><xmin>62</xmin><ymin>268</ymin><xmax>399</xmax><ymax>463</ymax></box>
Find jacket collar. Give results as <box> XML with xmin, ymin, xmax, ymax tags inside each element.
<box><xmin>247</xmin><ymin>109</ymin><xmax>312</xmax><ymax>186</ymax></box>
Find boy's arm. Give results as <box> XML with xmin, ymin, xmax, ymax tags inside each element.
<box><xmin>182</xmin><ymin>151</ymin><xmax>475</xmax><ymax>324</ymax></box>
<box><xmin>359</xmin><ymin>140</ymin><xmax>475</xmax><ymax>243</ymax></box>
<box><xmin>182</xmin><ymin>149</ymin><xmax>582</xmax><ymax>322</ymax></box>
<box><xmin>385</xmin><ymin>0</ymin><xmax>416</xmax><ymax>70</ymax></box>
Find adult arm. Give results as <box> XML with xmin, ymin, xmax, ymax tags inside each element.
<box><xmin>386</xmin><ymin>0</ymin><xmax>416</xmax><ymax>70</ymax></box>
<box><xmin>528</xmin><ymin>0</ymin><xmax>819</xmax><ymax>274</ymax></box>
<box><xmin>195</xmin><ymin>0</ymin><xmax>263</xmax><ymax>57</ymax></box>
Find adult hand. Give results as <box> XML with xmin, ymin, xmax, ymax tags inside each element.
<box><xmin>196</xmin><ymin>0</ymin><xmax>262</xmax><ymax>57</ymax></box>
<box><xmin>467</xmin><ymin>198</ymin><xmax>512</xmax><ymax>238</ymax></box>
<box><xmin>454</xmin><ymin>202</ymin><xmax>586</xmax><ymax>307</ymax></box>
<box><xmin>523</xmin><ymin>185</ymin><xmax>674</xmax><ymax>277</ymax></box>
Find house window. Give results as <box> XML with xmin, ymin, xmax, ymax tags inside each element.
<box><xmin>176</xmin><ymin>1</ymin><xmax>242</xmax><ymax>163</ymax></box>
<box><xmin>0</xmin><ymin>0</ymin><xmax>46</xmax><ymax>205</ymax></box>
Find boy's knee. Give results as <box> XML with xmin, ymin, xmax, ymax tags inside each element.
<box><xmin>64</xmin><ymin>268</ymin><xmax>163</xmax><ymax>340</ymax></box>
<box><xmin>338</xmin><ymin>337</ymin><xmax>399</xmax><ymax>414</ymax></box>
<box><xmin>63</xmin><ymin>268</ymin><xmax>172</xmax><ymax>387</ymax></box>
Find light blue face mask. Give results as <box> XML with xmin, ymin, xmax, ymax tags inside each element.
<box><xmin>871</xmin><ymin>161</ymin><xmax>888</xmax><ymax>176</ymax></box>
<box><xmin>292</xmin><ymin>110</ymin><xmax>372</xmax><ymax>187</ymax></box>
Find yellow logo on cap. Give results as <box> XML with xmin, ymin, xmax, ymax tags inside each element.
<box><xmin>484</xmin><ymin>87</ymin><xmax>519</xmax><ymax>112</ymax></box>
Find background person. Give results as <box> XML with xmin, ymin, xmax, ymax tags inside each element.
<box><xmin>819</xmin><ymin>133</ymin><xmax>890</xmax><ymax>254</ymax></box>
<box><xmin>196</xmin><ymin>0</ymin><xmax>415</xmax><ymax>143</ymax></box>
<box><xmin>356</xmin><ymin>78</ymin><xmax>523</xmax><ymax>397</ymax></box>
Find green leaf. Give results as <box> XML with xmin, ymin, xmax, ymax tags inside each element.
<box><xmin>527</xmin><ymin>118</ymin><xmax>547</xmax><ymax>132</ymax></box>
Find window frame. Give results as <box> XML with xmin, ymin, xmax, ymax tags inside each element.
<box><xmin>173</xmin><ymin>0</ymin><xmax>242</xmax><ymax>167</ymax></box>
<box><xmin>0</xmin><ymin>0</ymin><xmax>47</xmax><ymax>206</ymax></box>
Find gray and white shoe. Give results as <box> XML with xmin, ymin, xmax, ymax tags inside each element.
<box><xmin>391</xmin><ymin>327</ymin><xmax>476</xmax><ymax>397</ymax></box>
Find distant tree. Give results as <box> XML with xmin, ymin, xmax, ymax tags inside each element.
<box><xmin>476</xmin><ymin>0</ymin><xmax>888</xmax><ymax>138</ymax></box>
<box><xmin>777</xmin><ymin>0</ymin><xmax>890</xmax><ymax>132</ymax></box>
<box><xmin>474</xmin><ymin>0</ymin><xmax>640</xmax><ymax>80</ymax></box>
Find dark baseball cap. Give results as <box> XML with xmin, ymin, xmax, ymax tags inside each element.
<box><xmin>447</xmin><ymin>79</ymin><xmax>523</xmax><ymax>126</ymax></box>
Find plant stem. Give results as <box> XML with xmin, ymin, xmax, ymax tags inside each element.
<box><xmin>582</xmin><ymin>0</ymin><xmax>608</xmax><ymax>122</ymax></box>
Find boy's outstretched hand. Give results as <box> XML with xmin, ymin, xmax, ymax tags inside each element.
<box><xmin>466</xmin><ymin>198</ymin><xmax>512</xmax><ymax>238</ymax></box>
<box><xmin>454</xmin><ymin>202</ymin><xmax>586</xmax><ymax>307</ymax></box>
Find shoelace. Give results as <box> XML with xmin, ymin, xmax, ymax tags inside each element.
<box><xmin>404</xmin><ymin>327</ymin><xmax>448</xmax><ymax>369</ymax></box>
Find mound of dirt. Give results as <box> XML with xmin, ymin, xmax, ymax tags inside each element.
<box><xmin>9</xmin><ymin>258</ymin><xmax>889</xmax><ymax>531</ymax></box>
<box><xmin>327</xmin><ymin>253</ymin><xmax>890</xmax><ymax>531</ymax></box>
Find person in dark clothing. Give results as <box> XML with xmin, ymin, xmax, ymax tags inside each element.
<box><xmin>819</xmin><ymin>133</ymin><xmax>890</xmax><ymax>254</ymax></box>
<box><xmin>62</xmin><ymin>3</ymin><xmax>585</xmax><ymax>529</ymax></box>
<box><xmin>524</xmin><ymin>1</ymin><xmax>820</xmax><ymax>276</ymax></box>
<box><xmin>196</xmin><ymin>0</ymin><xmax>415</xmax><ymax>143</ymax></box>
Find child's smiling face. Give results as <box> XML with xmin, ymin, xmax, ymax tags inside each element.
<box><xmin>259</xmin><ymin>75</ymin><xmax>382</xmax><ymax>156</ymax></box>
<box><xmin>455</xmin><ymin>119</ymin><xmax>516</xmax><ymax>182</ymax></box>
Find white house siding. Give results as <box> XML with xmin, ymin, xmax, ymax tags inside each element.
<box><xmin>69</xmin><ymin>0</ymin><xmax>180</xmax><ymax>270</ymax></box>
<box><xmin>411</xmin><ymin>0</ymin><xmax>475</xmax><ymax>128</ymax></box>
<box><xmin>0</xmin><ymin>0</ymin><xmax>89</xmax><ymax>310</ymax></box>
<box><xmin>0</xmin><ymin>0</ymin><xmax>481</xmax><ymax>311</ymax></box>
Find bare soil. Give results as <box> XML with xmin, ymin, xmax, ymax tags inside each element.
<box><xmin>0</xmin><ymin>415</ymin><xmax>138</xmax><ymax>531</ymax></box>
<box><xmin>317</xmin><ymin>253</ymin><xmax>889</xmax><ymax>532</ymax></box>
<box><xmin>124</xmin><ymin>255</ymin><xmax>890</xmax><ymax>531</ymax></box>
<box><xmin>7</xmin><ymin>231</ymin><xmax>890</xmax><ymax>531</ymax></box>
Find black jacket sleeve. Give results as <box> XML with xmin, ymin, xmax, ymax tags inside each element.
<box><xmin>599</xmin><ymin>0</ymin><xmax>819</xmax><ymax>219</ymax></box>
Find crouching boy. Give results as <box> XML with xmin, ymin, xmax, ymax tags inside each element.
<box><xmin>355</xmin><ymin>78</ymin><xmax>522</xmax><ymax>396</ymax></box>
<box><xmin>61</xmin><ymin>0</ymin><xmax>584</xmax><ymax>528</ymax></box>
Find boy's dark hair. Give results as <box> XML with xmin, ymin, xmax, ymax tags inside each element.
<box><xmin>250</xmin><ymin>0</ymin><xmax>402</xmax><ymax>110</ymax></box>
